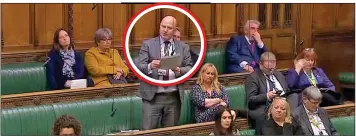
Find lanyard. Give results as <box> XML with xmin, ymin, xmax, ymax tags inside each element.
<box><xmin>304</xmin><ymin>70</ymin><xmax>317</xmax><ymax>87</ymax></box>
<box><xmin>306</xmin><ymin>112</ymin><xmax>325</xmax><ymax>135</ymax></box>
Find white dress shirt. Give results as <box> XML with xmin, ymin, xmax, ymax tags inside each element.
<box><xmin>303</xmin><ymin>105</ymin><xmax>328</xmax><ymax>135</ymax></box>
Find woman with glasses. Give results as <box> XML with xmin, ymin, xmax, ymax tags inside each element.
<box><xmin>46</xmin><ymin>28</ymin><xmax>91</xmax><ymax>90</ymax></box>
<box><xmin>256</xmin><ymin>97</ymin><xmax>304</xmax><ymax>135</ymax></box>
<box><xmin>287</xmin><ymin>48</ymin><xmax>342</xmax><ymax>106</ymax></box>
<box><xmin>209</xmin><ymin>107</ymin><xmax>240</xmax><ymax>135</ymax></box>
<box><xmin>85</xmin><ymin>28</ymin><xmax>129</xmax><ymax>87</ymax></box>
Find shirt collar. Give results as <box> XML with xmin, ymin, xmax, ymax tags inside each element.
<box><xmin>303</xmin><ymin>104</ymin><xmax>319</xmax><ymax>114</ymax></box>
<box><xmin>159</xmin><ymin>36</ymin><xmax>174</xmax><ymax>45</ymax></box>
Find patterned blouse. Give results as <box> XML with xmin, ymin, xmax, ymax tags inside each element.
<box><xmin>190</xmin><ymin>84</ymin><xmax>231</xmax><ymax>123</ymax></box>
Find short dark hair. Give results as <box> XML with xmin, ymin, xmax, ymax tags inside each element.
<box><xmin>213</xmin><ymin>106</ymin><xmax>234</xmax><ymax>135</ymax></box>
<box><xmin>53</xmin><ymin>114</ymin><xmax>82</xmax><ymax>136</ymax></box>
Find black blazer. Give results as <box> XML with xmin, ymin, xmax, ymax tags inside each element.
<box><xmin>257</xmin><ymin>118</ymin><xmax>304</xmax><ymax>135</ymax></box>
<box><xmin>292</xmin><ymin>105</ymin><xmax>339</xmax><ymax>135</ymax></box>
<box><xmin>246</xmin><ymin>69</ymin><xmax>289</xmax><ymax>120</ymax></box>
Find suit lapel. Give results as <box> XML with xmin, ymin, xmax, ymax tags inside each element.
<box><xmin>318</xmin><ymin>108</ymin><xmax>332</xmax><ymax>135</ymax></box>
<box><xmin>243</xmin><ymin>36</ymin><xmax>254</xmax><ymax>56</ymax></box>
<box><xmin>256</xmin><ymin>69</ymin><xmax>268</xmax><ymax>92</ymax></box>
<box><xmin>273</xmin><ymin>72</ymin><xmax>287</xmax><ymax>90</ymax></box>
<box><xmin>301</xmin><ymin>107</ymin><xmax>314</xmax><ymax>135</ymax></box>
<box><xmin>153</xmin><ymin>37</ymin><xmax>161</xmax><ymax>59</ymax></box>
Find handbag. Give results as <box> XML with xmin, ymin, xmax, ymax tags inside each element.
<box><xmin>108</xmin><ymin>75</ymin><xmax>127</xmax><ymax>84</ymax></box>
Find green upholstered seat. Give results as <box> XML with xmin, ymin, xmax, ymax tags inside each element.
<box><xmin>240</xmin><ymin>129</ymin><xmax>255</xmax><ymax>135</ymax></box>
<box><xmin>1</xmin><ymin>62</ymin><xmax>48</xmax><ymax>95</ymax></box>
<box><xmin>179</xmin><ymin>90</ymin><xmax>196</xmax><ymax>125</ymax></box>
<box><xmin>1</xmin><ymin>105</ymin><xmax>56</xmax><ymax>136</ymax></box>
<box><xmin>331</xmin><ymin>116</ymin><xmax>355</xmax><ymax>135</ymax></box>
<box><xmin>204</xmin><ymin>48</ymin><xmax>226</xmax><ymax>74</ymax></box>
<box><xmin>339</xmin><ymin>72</ymin><xmax>355</xmax><ymax>84</ymax></box>
<box><xmin>226</xmin><ymin>85</ymin><xmax>247</xmax><ymax>109</ymax></box>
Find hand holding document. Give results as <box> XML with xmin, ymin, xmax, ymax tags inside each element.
<box><xmin>160</xmin><ymin>54</ymin><xmax>181</xmax><ymax>70</ymax></box>
<box><xmin>70</xmin><ymin>79</ymin><xmax>87</xmax><ymax>89</ymax></box>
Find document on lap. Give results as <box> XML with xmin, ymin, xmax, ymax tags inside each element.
<box><xmin>70</xmin><ymin>79</ymin><xmax>87</xmax><ymax>89</ymax></box>
<box><xmin>160</xmin><ymin>54</ymin><xmax>181</xmax><ymax>70</ymax></box>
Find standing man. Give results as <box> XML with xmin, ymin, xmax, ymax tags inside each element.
<box><xmin>135</xmin><ymin>15</ymin><xmax>192</xmax><ymax>130</ymax></box>
<box><xmin>174</xmin><ymin>27</ymin><xmax>199</xmax><ymax>65</ymax></box>
<box><xmin>226</xmin><ymin>20</ymin><xmax>267</xmax><ymax>73</ymax></box>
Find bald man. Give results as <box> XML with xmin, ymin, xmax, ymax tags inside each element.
<box><xmin>135</xmin><ymin>16</ymin><xmax>192</xmax><ymax>129</ymax></box>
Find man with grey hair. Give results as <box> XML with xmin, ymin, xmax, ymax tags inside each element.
<box><xmin>226</xmin><ymin>20</ymin><xmax>268</xmax><ymax>73</ymax></box>
<box><xmin>292</xmin><ymin>86</ymin><xmax>339</xmax><ymax>135</ymax></box>
<box><xmin>135</xmin><ymin>15</ymin><xmax>192</xmax><ymax>130</ymax></box>
<box><xmin>246</xmin><ymin>52</ymin><xmax>298</xmax><ymax>131</ymax></box>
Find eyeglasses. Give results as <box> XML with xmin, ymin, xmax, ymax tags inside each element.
<box><xmin>307</xmin><ymin>98</ymin><xmax>321</xmax><ymax>105</ymax></box>
<box><xmin>250</xmin><ymin>26</ymin><xmax>259</xmax><ymax>30</ymax></box>
<box><xmin>100</xmin><ymin>38</ymin><xmax>113</xmax><ymax>42</ymax></box>
<box><xmin>304</xmin><ymin>48</ymin><xmax>314</xmax><ymax>51</ymax></box>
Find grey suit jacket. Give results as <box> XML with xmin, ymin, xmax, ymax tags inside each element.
<box><xmin>246</xmin><ymin>69</ymin><xmax>289</xmax><ymax>119</ymax></box>
<box><xmin>134</xmin><ymin>37</ymin><xmax>192</xmax><ymax>102</ymax></box>
<box><xmin>292</xmin><ymin>105</ymin><xmax>339</xmax><ymax>136</ymax></box>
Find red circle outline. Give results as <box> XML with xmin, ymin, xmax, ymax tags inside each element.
<box><xmin>122</xmin><ymin>3</ymin><xmax>207</xmax><ymax>87</ymax></box>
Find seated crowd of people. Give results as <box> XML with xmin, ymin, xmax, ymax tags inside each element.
<box><xmin>44</xmin><ymin>17</ymin><xmax>344</xmax><ymax>136</ymax></box>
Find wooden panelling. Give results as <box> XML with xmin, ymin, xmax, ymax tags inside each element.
<box><xmin>103</xmin><ymin>4</ymin><xmax>130</xmax><ymax>45</ymax></box>
<box><xmin>131</xmin><ymin>4</ymin><xmax>157</xmax><ymax>44</ymax></box>
<box><xmin>1</xmin><ymin>4</ymin><xmax>32</xmax><ymax>52</ymax></box>
<box><xmin>336</xmin><ymin>4</ymin><xmax>355</xmax><ymax>28</ymax></box>
<box><xmin>73</xmin><ymin>4</ymin><xmax>100</xmax><ymax>48</ymax></box>
<box><xmin>313</xmin><ymin>30</ymin><xmax>355</xmax><ymax>92</ymax></box>
<box><xmin>216</xmin><ymin>4</ymin><xmax>238</xmax><ymax>38</ymax></box>
<box><xmin>34</xmin><ymin>4</ymin><xmax>64</xmax><ymax>50</ymax></box>
<box><xmin>312</xmin><ymin>4</ymin><xmax>336</xmax><ymax>29</ymax></box>
<box><xmin>189</xmin><ymin>4</ymin><xmax>213</xmax><ymax>40</ymax></box>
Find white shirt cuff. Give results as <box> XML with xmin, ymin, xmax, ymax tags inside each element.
<box><xmin>257</xmin><ymin>42</ymin><xmax>264</xmax><ymax>48</ymax></box>
<box><xmin>147</xmin><ymin>63</ymin><xmax>153</xmax><ymax>74</ymax></box>
<box><xmin>240</xmin><ymin>61</ymin><xmax>248</xmax><ymax>68</ymax></box>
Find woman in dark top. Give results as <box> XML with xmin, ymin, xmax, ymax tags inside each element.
<box><xmin>190</xmin><ymin>63</ymin><xmax>232</xmax><ymax>123</ymax></box>
<box><xmin>210</xmin><ymin>107</ymin><xmax>240</xmax><ymax>136</ymax></box>
<box><xmin>46</xmin><ymin>28</ymin><xmax>90</xmax><ymax>90</ymax></box>
<box><xmin>257</xmin><ymin>97</ymin><xmax>304</xmax><ymax>135</ymax></box>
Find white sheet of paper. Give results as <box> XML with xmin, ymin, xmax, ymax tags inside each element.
<box><xmin>160</xmin><ymin>55</ymin><xmax>181</xmax><ymax>69</ymax></box>
<box><xmin>70</xmin><ymin>79</ymin><xmax>87</xmax><ymax>89</ymax></box>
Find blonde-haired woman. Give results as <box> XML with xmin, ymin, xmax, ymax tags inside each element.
<box><xmin>190</xmin><ymin>63</ymin><xmax>233</xmax><ymax>123</ymax></box>
<box><xmin>257</xmin><ymin>97</ymin><xmax>304</xmax><ymax>135</ymax></box>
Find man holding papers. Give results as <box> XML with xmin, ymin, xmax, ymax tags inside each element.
<box><xmin>135</xmin><ymin>15</ymin><xmax>192</xmax><ymax>130</ymax></box>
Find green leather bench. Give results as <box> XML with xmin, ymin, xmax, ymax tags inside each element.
<box><xmin>179</xmin><ymin>85</ymin><xmax>247</xmax><ymax>125</ymax></box>
<box><xmin>1</xmin><ymin>62</ymin><xmax>48</xmax><ymax>95</ymax></box>
<box><xmin>240</xmin><ymin>129</ymin><xmax>255</xmax><ymax>135</ymax></box>
<box><xmin>339</xmin><ymin>72</ymin><xmax>355</xmax><ymax>85</ymax></box>
<box><xmin>331</xmin><ymin>116</ymin><xmax>355</xmax><ymax>135</ymax></box>
<box><xmin>204</xmin><ymin>48</ymin><xmax>226</xmax><ymax>74</ymax></box>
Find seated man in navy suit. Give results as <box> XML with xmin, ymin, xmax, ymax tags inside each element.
<box><xmin>226</xmin><ymin>20</ymin><xmax>268</xmax><ymax>73</ymax></box>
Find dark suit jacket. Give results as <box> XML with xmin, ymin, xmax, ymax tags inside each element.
<box><xmin>226</xmin><ymin>35</ymin><xmax>267</xmax><ymax>73</ymax></box>
<box><xmin>292</xmin><ymin>105</ymin><xmax>339</xmax><ymax>136</ymax></box>
<box><xmin>246</xmin><ymin>69</ymin><xmax>289</xmax><ymax>121</ymax></box>
<box><xmin>135</xmin><ymin>37</ymin><xmax>192</xmax><ymax>102</ymax></box>
<box><xmin>46</xmin><ymin>50</ymin><xmax>87</xmax><ymax>90</ymax></box>
<box><xmin>257</xmin><ymin>118</ymin><xmax>304</xmax><ymax>135</ymax></box>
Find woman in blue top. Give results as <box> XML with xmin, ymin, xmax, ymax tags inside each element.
<box><xmin>287</xmin><ymin>48</ymin><xmax>341</xmax><ymax>106</ymax></box>
<box><xmin>46</xmin><ymin>28</ymin><xmax>91</xmax><ymax>90</ymax></box>
<box><xmin>190</xmin><ymin>63</ymin><xmax>234</xmax><ymax>123</ymax></box>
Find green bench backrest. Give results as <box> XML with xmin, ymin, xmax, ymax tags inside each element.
<box><xmin>1</xmin><ymin>62</ymin><xmax>48</xmax><ymax>95</ymax></box>
<box><xmin>1</xmin><ymin>105</ymin><xmax>56</xmax><ymax>136</ymax></box>
<box><xmin>331</xmin><ymin>116</ymin><xmax>355</xmax><ymax>135</ymax></box>
<box><xmin>226</xmin><ymin>85</ymin><xmax>247</xmax><ymax>110</ymax></box>
<box><xmin>204</xmin><ymin>48</ymin><xmax>226</xmax><ymax>74</ymax></box>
